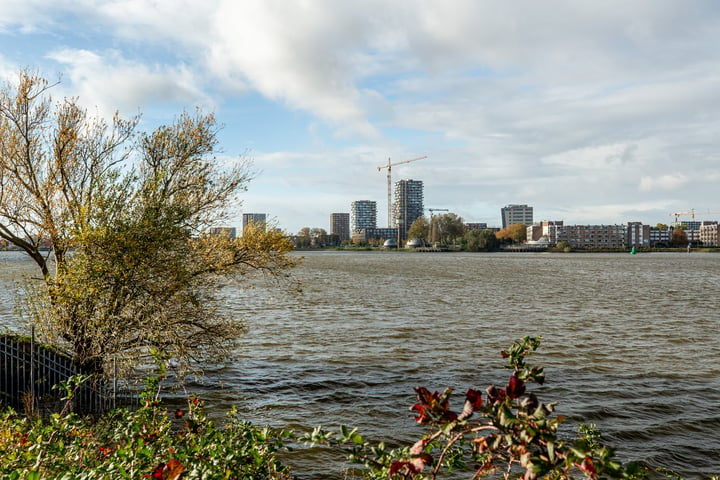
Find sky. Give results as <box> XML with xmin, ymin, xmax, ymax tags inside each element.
<box><xmin>1</xmin><ymin>0</ymin><xmax>719</xmax><ymax>233</ymax></box>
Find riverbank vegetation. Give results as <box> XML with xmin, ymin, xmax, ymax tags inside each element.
<box><xmin>3</xmin><ymin>337</ymin><xmax>708</xmax><ymax>479</ymax></box>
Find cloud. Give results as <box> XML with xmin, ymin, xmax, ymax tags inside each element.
<box><xmin>639</xmin><ymin>174</ymin><xmax>689</xmax><ymax>193</ymax></box>
<box><xmin>46</xmin><ymin>48</ymin><xmax>212</xmax><ymax>119</ymax></box>
<box><xmin>2</xmin><ymin>1</ymin><xmax>720</xmax><ymax>230</ymax></box>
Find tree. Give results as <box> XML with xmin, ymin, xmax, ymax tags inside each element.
<box><xmin>432</xmin><ymin>213</ymin><xmax>465</xmax><ymax>245</ymax></box>
<box><xmin>295</xmin><ymin>227</ymin><xmax>312</xmax><ymax>248</ymax></box>
<box><xmin>655</xmin><ymin>223</ymin><xmax>668</xmax><ymax>230</ymax></box>
<box><xmin>407</xmin><ymin>216</ymin><xmax>429</xmax><ymax>241</ymax></box>
<box><xmin>496</xmin><ymin>223</ymin><xmax>528</xmax><ymax>243</ymax></box>
<box><xmin>0</xmin><ymin>70</ymin><xmax>296</xmax><ymax>375</ymax></box>
<box><xmin>462</xmin><ymin>228</ymin><xmax>499</xmax><ymax>251</ymax></box>
<box><xmin>671</xmin><ymin>227</ymin><xmax>689</xmax><ymax>247</ymax></box>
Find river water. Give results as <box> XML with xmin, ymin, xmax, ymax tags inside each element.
<box><xmin>2</xmin><ymin>250</ymin><xmax>719</xmax><ymax>478</ymax></box>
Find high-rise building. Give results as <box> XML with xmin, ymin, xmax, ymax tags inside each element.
<box><xmin>330</xmin><ymin>213</ymin><xmax>350</xmax><ymax>242</ymax></box>
<box><xmin>393</xmin><ymin>179</ymin><xmax>423</xmax><ymax>241</ymax></box>
<box><xmin>501</xmin><ymin>204</ymin><xmax>533</xmax><ymax>228</ymax></box>
<box><xmin>242</xmin><ymin>213</ymin><xmax>267</xmax><ymax>233</ymax></box>
<box><xmin>351</xmin><ymin>200</ymin><xmax>377</xmax><ymax>231</ymax></box>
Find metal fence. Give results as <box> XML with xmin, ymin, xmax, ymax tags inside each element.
<box><xmin>0</xmin><ymin>330</ymin><xmax>137</xmax><ymax>415</ymax></box>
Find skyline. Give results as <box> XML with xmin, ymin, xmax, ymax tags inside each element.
<box><xmin>1</xmin><ymin>1</ymin><xmax>719</xmax><ymax>233</ymax></box>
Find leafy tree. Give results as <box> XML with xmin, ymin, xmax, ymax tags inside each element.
<box><xmin>294</xmin><ymin>227</ymin><xmax>312</xmax><ymax>248</ymax></box>
<box><xmin>655</xmin><ymin>223</ymin><xmax>668</xmax><ymax>230</ymax></box>
<box><xmin>311</xmin><ymin>227</ymin><xmax>327</xmax><ymax>237</ymax></box>
<box><xmin>554</xmin><ymin>240</ymin><xmax>572</xmax><ymax>253</ymax></box>
<box><xmin>407</xmin><ymin>216</ymin><xmax>429</xmax><ymax>241</ymax></box>
<box><xmin>0</xmin><ymin>70</ymin><xmax>296</xmax><ymax>375</ymax></box>
<box><xmin>496</xmin><ymin>223</ymin><xmax>528</xmax><ymax>243</ymax></box>
<box><xmin>462</xmin><ymin>228</ymin><xmax>499</xmax><ymax>251</ymax></box>
<box><xmin>671</xmin><ymin>227</ymin><xmax>689</xmax><ymax>247</ymax></box>
<box><xmin>432</xmin><ymin>213</ymin><xmax>465</xmax><ymax>245</ymax></box>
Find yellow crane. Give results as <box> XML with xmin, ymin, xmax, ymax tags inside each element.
<box><xmin>377</xmin><ymin>156</ymin><xmax>427</xmax><ymax>227</ymax></box>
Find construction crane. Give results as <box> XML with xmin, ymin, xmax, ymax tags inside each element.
<box><xmin>669</xmin><ymin>209</ymin><xmax>720</xmax><ymax>224</ymax></box>
<box><xmin>428</xmin><ymin>208</ymin><xmax>448</xmax><ymax>245</ymax></box>
<box><xmin>377</xmin><ymin>156</ymin><xmax>427</xmax><ymax>227</ymax></box>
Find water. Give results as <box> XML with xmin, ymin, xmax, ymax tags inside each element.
<box><xmin>2</xmin><ymin>250</ymin><xmax>719</xmax><ymax>478</ymax></box>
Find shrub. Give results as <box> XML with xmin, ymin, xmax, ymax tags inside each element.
<box><xmin>303</xmin><ymin>337</ymin><xmax>653</xmax><ymax>479</ymax></box>
<box><xmin>0</xmin><ymin>378</ymin><xmax>293</xmax><ymax>479</ymax></box>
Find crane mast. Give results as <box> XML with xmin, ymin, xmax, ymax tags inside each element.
<box><xmin>377</xmin><ymin>156</ymin><xmax>426</xmax><ymax>227</ymax></box>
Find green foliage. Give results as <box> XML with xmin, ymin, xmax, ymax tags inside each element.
<box><xmin>0</xmin><ymin>379</ymin><xmax>293</xmax><ymax>479</ymax></box>
<box><xmin>553</xmin><ymin>241</ymin><xmax>572</xmax><ymax>253</ymax></box>
<box><xmin>303</xmin><ymin>337</ymin><xmax>652</xmax><ymax>480</ymax></box>
<box><xmin>462</xmin><ymin>229</ymin><xmax>499</xmax><ymax>251</ymax></box>
<box><xmin>431</xmin><ymin>213</ymin><xmax>465</xmax><ymax>246</ymax></box>
<box><xmin>1</xmin><ymin>338</ymin><xmax>714</xmax><ymax>479</ymax></box>
<box><xmin>408</xmin><ymin>216</ymin><xmax>430</xmax><ymax>242</ymax></box>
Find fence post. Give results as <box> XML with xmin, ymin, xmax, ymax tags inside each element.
<box><xmin>30</xmin><ymin>326</ymin><xmax>35</xmax><ymax>416</ymax></box>
<box><xmin>113</xmin><ymin>357</ymin><xmax>117</xmax><ymax>410</ymax></box>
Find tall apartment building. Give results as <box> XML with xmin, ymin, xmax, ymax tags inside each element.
<box><xmin>351</xmin><ymin>200</ymin><xmax>377</xmax><ymax>230</ymax></box>
<box><xmin>627</xmin><ymin>222</ymin><xmax>650</xmax><ymax>248</ymax></box>
<box><xmin>501</xmin><ymin>204</ymin><xmax>533</xmax><ymax>228</ymax></box>
<box><xmin>242</xmin><ymin>213</ymin><xmax>267</xmax><ymax>233</ymax></box>
<box><xmin>330</xmin><ymin>213</ymin><xmax>350</xmax><ymax>242</ymax></box>
<box><xmin>393</xmin><ymin>179</ymin><xmax>424</xmax><ymax>241</ymax></box>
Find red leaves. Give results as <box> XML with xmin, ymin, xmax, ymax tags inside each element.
<box><xmin>389</xmin><ymin>455</ymin><xmax>432</xmax><ymax>478</ymax></box>
<box><xmin>486</xmin><ymin>373</ymin><xmax>527</xmax><ymax>405</ymax></box>
<box><xmin>506</xmin><ymin>373</ymin><xmax>526</xmax><ymax>399</ymax></box>
<box><xmin>460</xmin><ymin>388</ymin><xmax>483</xmax><ymax>420</ymax></box>
<box><xmin>388</xmin><ymin>439</ymin><xmax>433</xmax><ymax>478</ymax></box>
<box><xmin>410</xmin><ymin>404</ymin><xmax>431</xmax><ymax>425</ymax></box>
<box><xmin>577</xmin><ymin>456</ymin><xmax>598</xmax><ymax>479</ymax></box>
<box><xmin>150</xmin><ymin>459</ymin><xmax>183</xmax><ymax>480</ymax></box>
<box><xmin>411</xmin><ymin>387</ymin><xmax>457</xmax><ymax>425</ymax></box>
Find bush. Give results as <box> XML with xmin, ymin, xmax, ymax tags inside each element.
<box><xmin>303</xmin><ymin>337</ymin><xmax>657</xmax><ymax>479</ymax></box>
<box><xmin>2</xmin><ymin>338</ymin><xmax>715</xmax><ymax>479</ymax></box>
<box><xmin>0</xmin><ymin>378</ymin><xmax>292</xmax><ymax>479</ymax></box>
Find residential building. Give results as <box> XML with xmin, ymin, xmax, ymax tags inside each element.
<box><xmin>351</xmin><ymin>200</ymin><xmax>377</xmax><ymax>231</ymax></box>
<box><xmin>528</xmin><ymin>221</ymin><xmax>564</xmax><ymax>243</ymax></box>
<box><xmin>557</xmin><ymin>224</ymin><xmax>627</xmax><ymax>249</ymax></box>
<box><xmin>626</xmin><ymin>222</ymin><xmax>650</xmax><ymax>248</ymax></box>
<box><xmin>330</xmin><ymin>213</ymin><xmax>350</xmax><ymax>242</ymax></box>
<box><xmin>649</xmin><ymin>226</ymin><xmax>672</xmax><ymax>247</ymax></box>
<box><xmin>501</xmin><ymin>204</ymin><xmax>533</xmax><ymax>228</ymax></box>
<box><xmin>700</xmin><ymin>221</ymin><xmax>720</xmax><ymax>246</ymax></box>
<box><xmin>242</xmin><ymin>213</ymin><xmax>267</xmax><ymax>233</ymax></box>
<box><xmin>393</xmin><ymin>179</ymin><xmax>424</xmax><ymax>241</ymax></box>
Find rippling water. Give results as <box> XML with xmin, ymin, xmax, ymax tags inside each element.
<box><xmin>2</xmin><ymin>250</ymin><xmax>719</xmax><ymax>478</ymax></box>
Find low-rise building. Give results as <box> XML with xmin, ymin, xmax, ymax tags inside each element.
<box><xmin>649</xmin><ymin>227</ymin><xmax>672</xmax><ymax>247</ymax></box>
